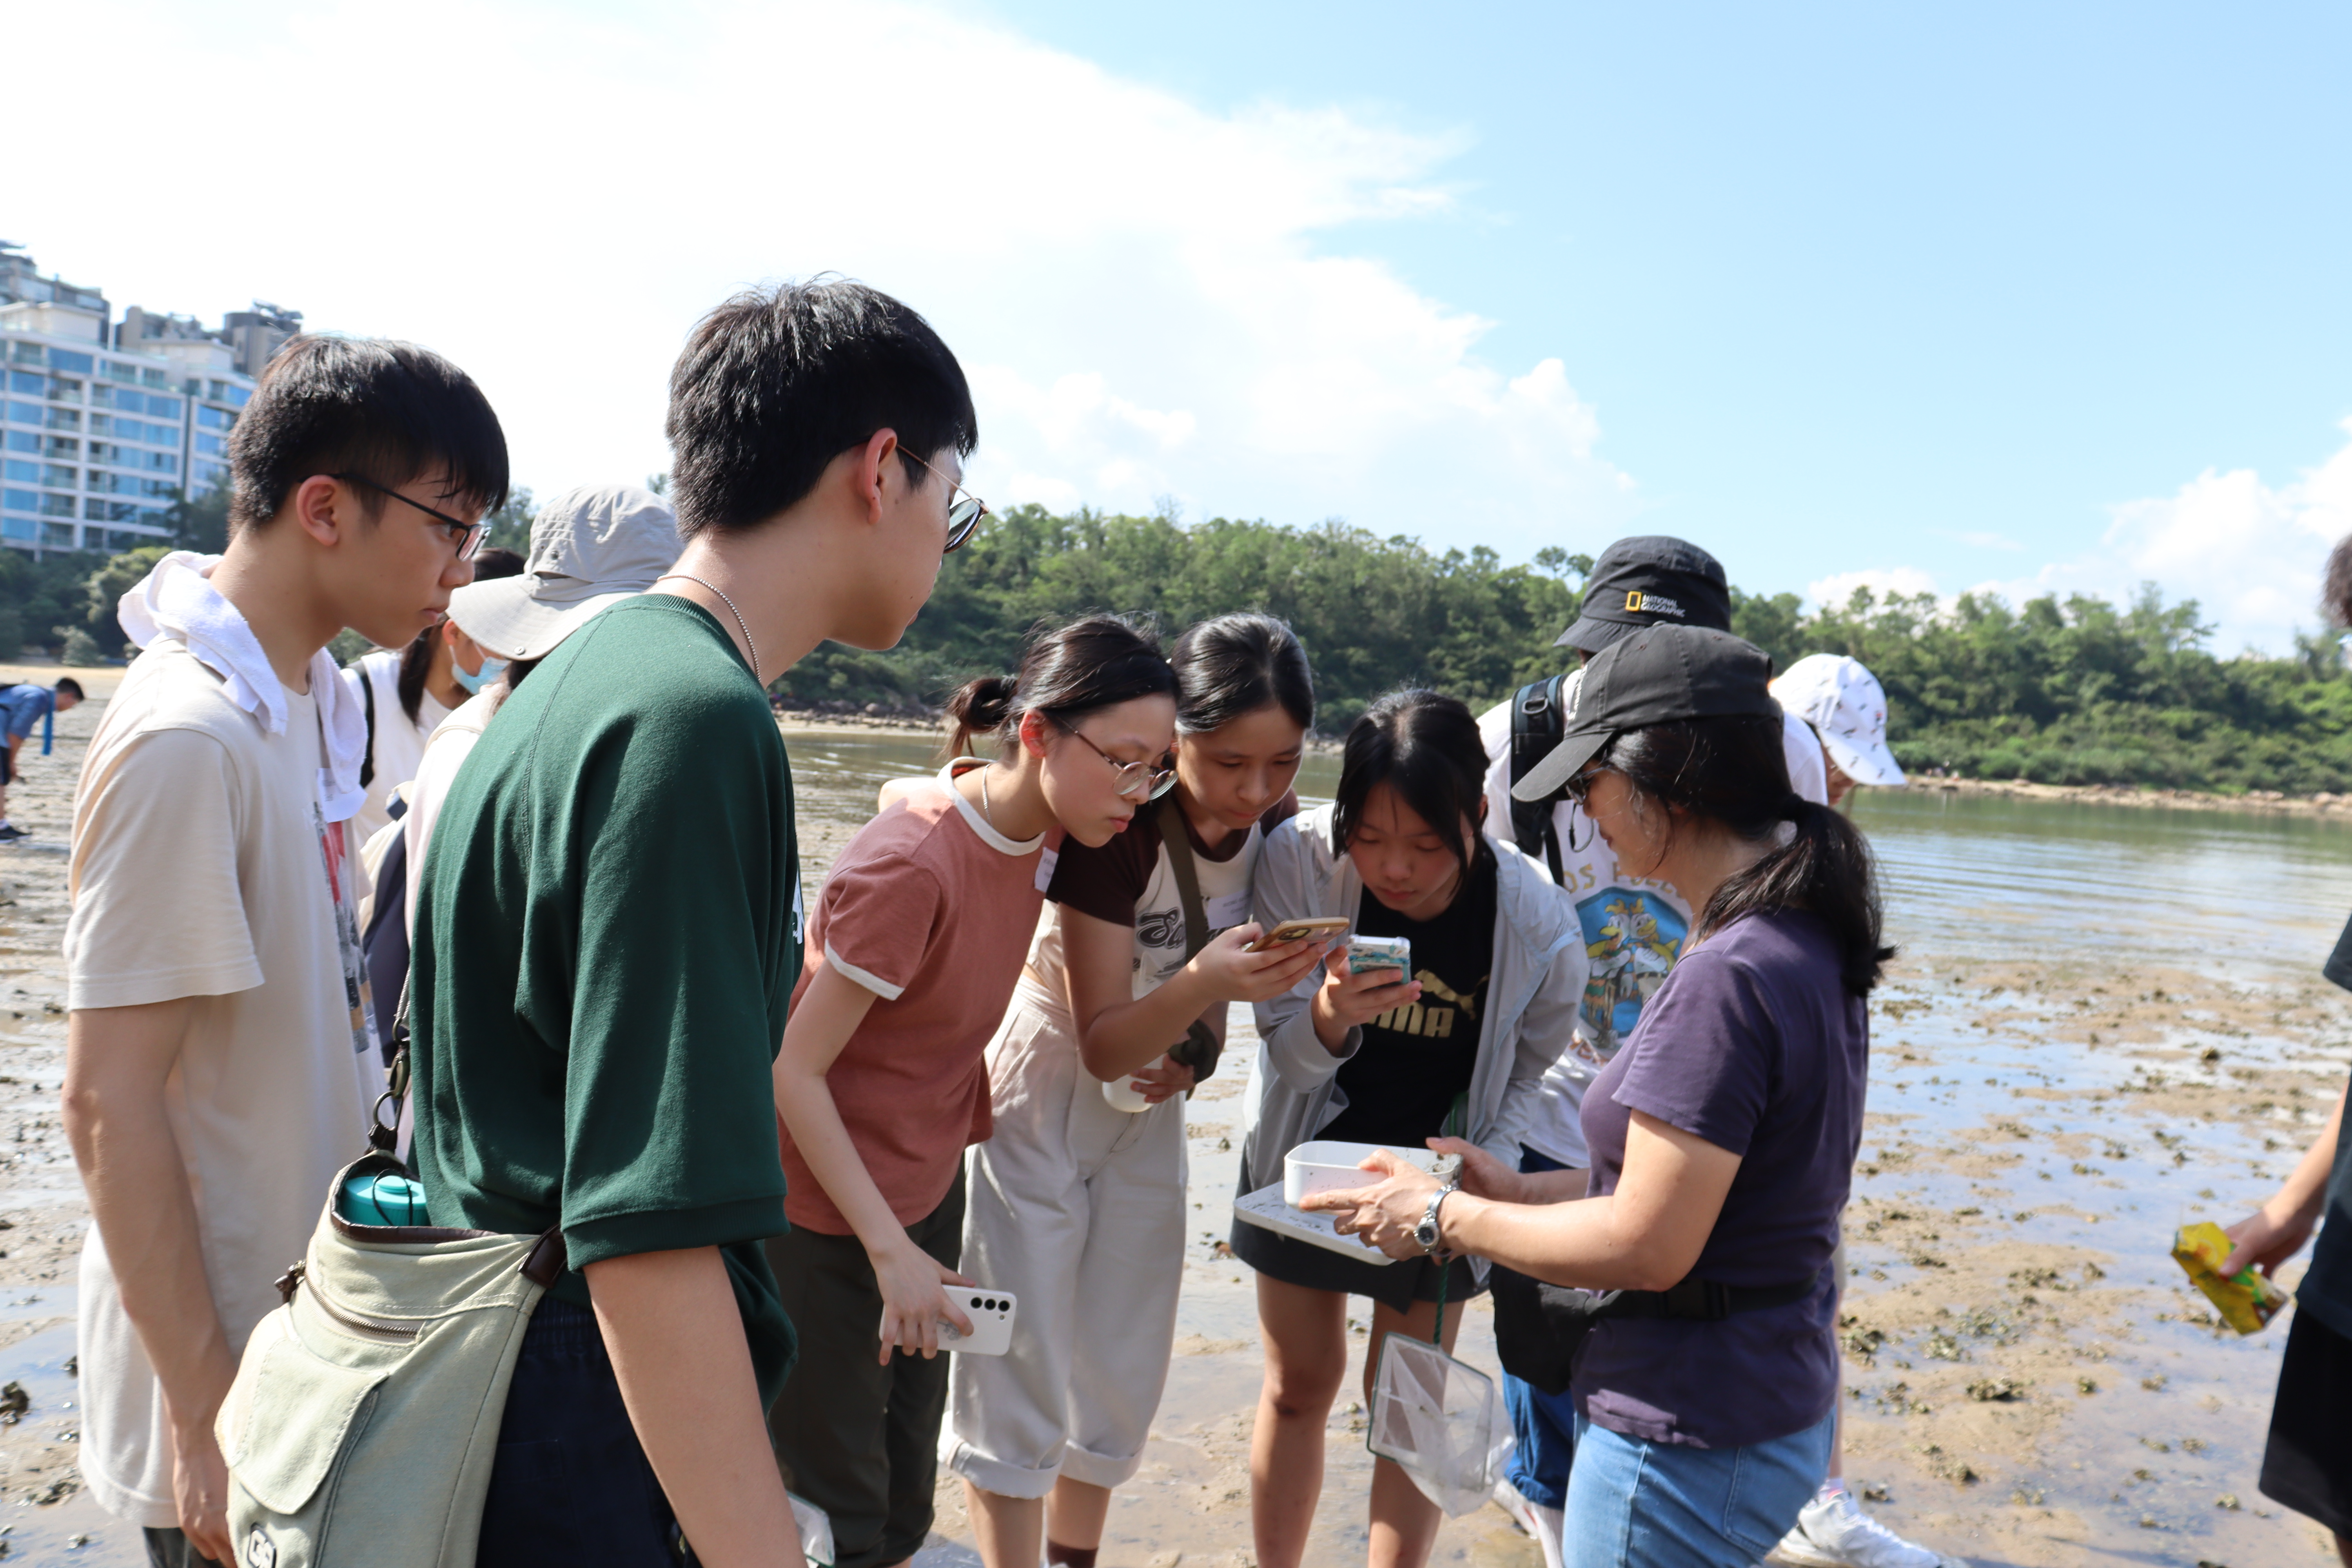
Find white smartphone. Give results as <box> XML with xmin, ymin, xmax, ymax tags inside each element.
<box><xmin>936</xmin><ymin>1287</ymin><xmax>1018</xmax><ymax>1356</ymax></box>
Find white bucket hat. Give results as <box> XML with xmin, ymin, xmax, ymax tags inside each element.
<box><xmin>1769</xmin><ymin>653</ymin><xmax>1907</xmax><ymax>788</ymax></box>
<box><xmin>446</xmin><ymin>485</ymin><xmax>681</xmax><ymax>661</ymax></box>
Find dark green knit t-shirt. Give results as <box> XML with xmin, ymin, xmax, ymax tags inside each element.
<box><xmin>412</xmin><ymin>595</ymin><xmax>802</xmax><ymax>1403</ymax></box>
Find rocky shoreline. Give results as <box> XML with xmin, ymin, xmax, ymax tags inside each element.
<box><xmin>1929</xmin><ymin>775</ymin><xmax>2352</xmax><ymax>818</ymax></box>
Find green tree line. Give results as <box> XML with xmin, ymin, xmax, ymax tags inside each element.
<box><xmin>14</xmin><ymin>491</ymin><xmax>2350</xmax><ymax>793</ymax></box>
<box><xmin>789</xmin><ymin>505</ymin><xmax>2352</xmax><ymax>793</ymax></box>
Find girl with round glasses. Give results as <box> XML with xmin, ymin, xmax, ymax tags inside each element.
<box><xmin>946</xmin><ymin>615</ymin><xmax>1328</xmax><ymax>1568</ymax></box>
<box><xmin>768</xmin><ymin>614</ymin><xmax>1181</xmax><ymax>1568</ymax></box>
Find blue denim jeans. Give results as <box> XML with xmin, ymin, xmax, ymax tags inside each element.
<box><xmin>1503</xmin><ymin>1149</ymin><xmax>1576</xmax><ymax>1509</ymax></box>
<box><xmin>1564</xmin><ymin>1408</ymin><xmax>1836</xmax><ymax>1568</ymax></box>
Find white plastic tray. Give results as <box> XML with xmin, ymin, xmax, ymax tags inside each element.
<box><xmin>1233</xmin><ymin>1181</ymin><xmax>1403</xmax><ymax>1265</ymax></box>
<box><xmin>1283</xmin><ymin>1140</ymin><xmax>1440</xmax><ymax>1207</ymax></box>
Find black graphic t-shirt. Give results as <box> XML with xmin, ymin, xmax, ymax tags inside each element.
<box><xmin>1321</xmin><ymin>854</ymin><xmax>1497</xmax><ymax>1149</ymax></box>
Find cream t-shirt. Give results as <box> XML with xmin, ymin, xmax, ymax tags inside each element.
<box><xmin>65</xmin><ymin>641</ymin><xmax>378</xmax><ymax>1526</ymax></box>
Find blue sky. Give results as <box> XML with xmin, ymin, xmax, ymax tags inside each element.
<box><xmin>959</xmin><ymin>0</ymin><xmax>2352</xmax><ymax>648</ymax></box>
<box><xmin>14</xmin><ymin>0</ymin><xmax>2350</xmax><ymax>652</ymax></box>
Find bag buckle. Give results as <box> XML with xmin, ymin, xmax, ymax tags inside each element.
<box><xmin>274</xmin><ymin>1261</ymin><xmax>306</xmax><ymax>1306</ymax></box>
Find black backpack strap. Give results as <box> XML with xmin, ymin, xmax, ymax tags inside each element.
<box><xmin>370</xmin><ymin>973</ymin><xmax>410</xmax><ymax>1154</ymax></box>
<box><xmin>362</xmin><ymin>826</ymin><xmax>410</xmax><ymax>1064</ymax></box>
<box><xmin>358</xmin><ymin>662</ymin><xmax>377</xmax><ymax>792</ymax></box>
<box><xmin>1156</xmin><ymin>795</ymin><xmax>1224</xmax><ymax>1083</ymax></box>
<box><xmin>1507</xmin><ymin>673</ymin><xmax>1570</xmax><ymax>881</ymax></box>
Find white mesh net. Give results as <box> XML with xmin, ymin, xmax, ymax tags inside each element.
<box><xmin>1367</xmin><ymin>1332</ymin><xmax>1513</xmax><ymax>1517</ymax></box>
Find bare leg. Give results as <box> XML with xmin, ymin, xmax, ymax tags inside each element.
<box><xmin>1045</xmin><ymin>1477</ymin><xmax>1112</xmax><ymax>1553</ymax></box>
<box><xmin>1250</xmin><ymin>1274</ymin><xmax>1348</xmax><ymax>1568</ymax></box>
<box><xmin>965</xmin><ymin>1483</ymin><xmax>1043</xmax><ymax>1568</ymax></box>
<box><xmin>1363</xmin><ymin>1296</ymin><xmax>1463</xmax><ymax>1568</ymax></box>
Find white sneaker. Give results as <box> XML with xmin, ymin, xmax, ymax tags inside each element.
<box><xmin>1492</xmin><ymin>1475</ymin><xmax>1565</xmax><ymax>1568</ymax></box>
<box><xmin>1772</xmin><ymin>1488</ymin><xmax>1969</xmax><ymax>1568</ymax></box>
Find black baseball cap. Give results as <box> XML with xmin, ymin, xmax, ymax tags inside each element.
<box><xmin>1512</xmin><ymin>624</ymin><xmax>1777</xmax><ymax>802</ymax></box>
<box><xmin>1554</xmin><ymin>535</ymin><xmax>1732</xmax><ymax>653</ymax></box>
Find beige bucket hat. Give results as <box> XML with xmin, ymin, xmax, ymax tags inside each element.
<box><xmin>446</xmin><ymin>485</ymin><xmax>681</xmax><ymax>661</ymax></box>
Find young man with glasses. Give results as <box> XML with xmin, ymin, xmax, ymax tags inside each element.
<box><xmin>409</xmin><ymin>279</ymin><xmax>982</xmax><ymax>1568</ymax></box>
<box><xmin>62</xmin><ymin>336</ymin><xmax>506</xmax><ymax>1568</ymax></box>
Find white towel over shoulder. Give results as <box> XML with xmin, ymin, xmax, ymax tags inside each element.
<box><xmin>115</xmin><ymin>551</ymin><xmax>370</xmax><ymax>824</ymax></box>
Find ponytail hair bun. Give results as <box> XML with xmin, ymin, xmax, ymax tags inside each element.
<box><xmin>943</xmin><ymin>615</ymin><xmax>1176</xmax><ymax>759</ymax></box>
<box><xmin>943</xmin><ymin>676</ymin><xmax>1017</xmax><ymax>758</ymax></box>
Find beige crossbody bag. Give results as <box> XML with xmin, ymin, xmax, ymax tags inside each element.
<box><xmin>212</xmin><ymin>992</ymin><xmax>564</xmax><ymax>1568</ymax></box>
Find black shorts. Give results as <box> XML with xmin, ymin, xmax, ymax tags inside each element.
<box><xmin>2261</xmin><ymin>1307</ymin><xmax>2352</xmax><ymax>1539</ymax></box>
<box><xmin>1228</xmin><ymin>1152</ymin><xmax>1485</xmax><ymax>1316</ymax></box>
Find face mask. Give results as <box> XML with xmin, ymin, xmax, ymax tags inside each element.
<box><xmin>452</xmin><ymin>655</ymin><xmax>508</xmax><ymax>695</ymax></box>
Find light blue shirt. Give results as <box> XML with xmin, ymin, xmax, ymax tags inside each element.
<box><xmin>0</xmin><ymin>685</ymin><xmax>55</xmax><ymax>741</ymax></box>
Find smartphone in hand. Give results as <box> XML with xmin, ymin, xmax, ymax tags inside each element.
<box><xmin>1347</xmin><ymin>935</ymin><xmax>1412</xmax><ymax>975</ymax></box>
<box><xmin>1246</xmin><ymin>916</ymin><xmax>1351</xmax><ymax>953</ymax></box>
<box><xmin>938</xmin><ymin>1288</ymin><xmax>1018</xmax><ymax>1356</ymax></box>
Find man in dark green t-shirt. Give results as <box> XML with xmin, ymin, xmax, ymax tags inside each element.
<box><xmin>412</xmin><ymin>279</ymin><xmax>985</xmax><ymax>1568</ymax></box>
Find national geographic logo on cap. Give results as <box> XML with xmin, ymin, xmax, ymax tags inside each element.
<box><xmin>1623</xmin><ymin>590</ymin><xmax>1686</xmax><ymax>619</ymax></box>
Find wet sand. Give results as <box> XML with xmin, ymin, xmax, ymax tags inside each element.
<box><xmin>0</xmin><ymin>717</ymin><xmax>2345</xmax><ymax>1564</ymax></box>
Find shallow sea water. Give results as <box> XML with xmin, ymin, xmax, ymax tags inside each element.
<box><xmin>20</xmin><ymin>730</ymin><xmax>2352</xmax><ymax>1566</ymax></box>
<box><xmin>791</xmin><ymin>739</ymin><xmax>2352</xmax><ymax>1567</ymax></box>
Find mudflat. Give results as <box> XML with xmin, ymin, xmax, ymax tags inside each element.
<box><xmin>0</xmin><ymin>712</ymin><xmax>2344</xmax><ymax>1564</ymax></box>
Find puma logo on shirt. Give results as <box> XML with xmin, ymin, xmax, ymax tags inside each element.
<box><xmin>1370</xmin><ymin>969</ymin><xmax>1487</xmax><ymax>1038</ymax></box>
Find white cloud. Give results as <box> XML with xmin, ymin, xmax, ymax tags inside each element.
<box><xmin>1805</xmin><ymin>566</ymin><xmax>1940</xmax><ymax>612</ymax></box>
<box><xmin>1989</xmin><ymin>420</ymin><xmax>2352</xmax><ymax>655</ymax></box>
<box><xmin>7</xmin><ymin>0</ymin><xmax>1635</xmax><ymax>564</ymax></box>
<box><xmin>1795</xmin><ymin>426</ymin><xmax>2352</xmax><ymax>658</ymax></box>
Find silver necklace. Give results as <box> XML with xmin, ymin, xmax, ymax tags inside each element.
<box><xmin>655</xmin><ymin>574</ymin><xmax>757</xmax><ymax>677</ymax></box>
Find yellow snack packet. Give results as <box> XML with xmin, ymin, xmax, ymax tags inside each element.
<box><xmin>2171</xmin><ymin>1221</ymin><xmax>2290</xmax><ymax>1335</ymax></box>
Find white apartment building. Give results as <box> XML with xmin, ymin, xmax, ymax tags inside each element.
<box><xmin>0</xmin><ymin>243</ymin><xmax>297</xmax><ymax>559</ymax></box>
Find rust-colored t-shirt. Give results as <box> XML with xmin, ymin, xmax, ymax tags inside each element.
<box><xmin>780</xmin><ymin>762</ymin><xmax>1051</xmax><ymax>1234</ymax></box>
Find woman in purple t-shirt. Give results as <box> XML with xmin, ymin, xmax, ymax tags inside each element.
<box><xmin>1307</xmin><ymin>625</ymin><xmax>1891</xmax><ymax>1568</ymax></box>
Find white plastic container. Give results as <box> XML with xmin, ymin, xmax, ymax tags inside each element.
<box><xmin>1282</xmin><ymin>1141</ymin><xmax>1439</xmax><ymax>1208</ymax></box>
<box><xmin>1101</xmin><ymin>1056</ymin><xmax>1166</xmax><ymax>1113</ymax></box>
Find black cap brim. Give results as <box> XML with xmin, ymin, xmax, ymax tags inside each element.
<box><xmin>1552</xmin><ymin>615</ymin><xmax>1637</xmax><ymax>654</ymax></box>
<box><xmin>1511</xmin><ymin>724</ymin><xmax>1614</xmax><ymax>803</ymax></box>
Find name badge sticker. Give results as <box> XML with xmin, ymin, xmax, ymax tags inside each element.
<box><xmin>1034</xmin><ymin>846</ymin><xmax>1061</xmax><ymax>893</ymax></box>
<box><xmin>1206</xmin><ymin>890</ymin><xmax>1252</xmax><ymax>931</ymax></box>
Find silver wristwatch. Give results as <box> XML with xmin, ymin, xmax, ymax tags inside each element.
<box><xmin>1414</xmin><ymin>1172</ymin><xmax>1462</xmax><ymax>1255</ymax></box>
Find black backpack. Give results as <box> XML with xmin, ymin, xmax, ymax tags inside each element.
<box><xmin>1506</xmin><ymin>672</ymin><xmax>1572</xmax><ymax>885</ymax></box>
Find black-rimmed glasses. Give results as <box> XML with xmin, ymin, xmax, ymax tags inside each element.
<box><xmin>1563</xmin><ymin>762</ymin><xmax>1613</xmax><ymax>807</ymax></box>
<box><xmin>1059</xmin><ymin>720</ymin><xmax>1176</xmax><ymax>801</ymax></box>
<box><xmin>898</xmin><ymin>448</ymin><xmax>990</xmax><ymax>553</ymax></box>
<box><xmin>333</xmin><ymin>473</ymin><xmax>490</xmax><ymax>561</ymax></box>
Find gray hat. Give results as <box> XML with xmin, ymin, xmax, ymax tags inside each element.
<box><xmin>446</xmin><ymin>485</ymin><xmax>681</xmax><ymax>661</ymax></box>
